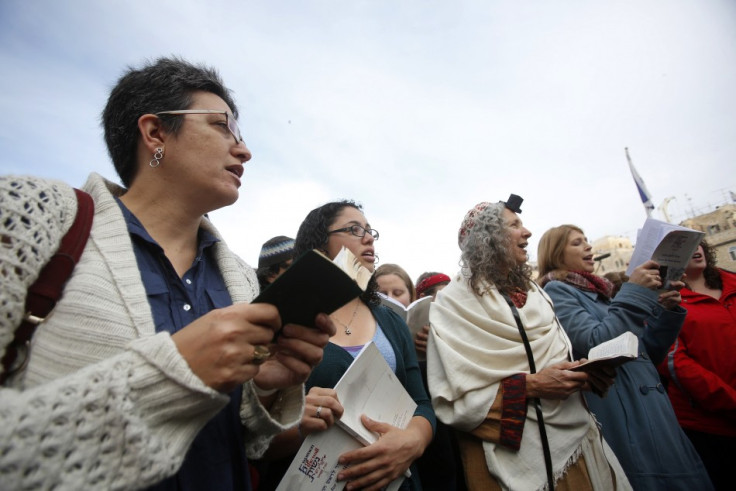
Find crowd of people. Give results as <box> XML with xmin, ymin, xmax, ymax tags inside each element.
<box><xmin>1</xmin><ymin>56</ymin><xmax>732</xmax><ymax>491</ymax></box>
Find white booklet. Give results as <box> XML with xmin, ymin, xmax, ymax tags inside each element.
<box><xmin>277</xmin><ymin>342</ymin><xmax>416</xmax><ymax>491</ymax></box>
<box><xmin>571</xmin><ymin>331</ymin><xmax>639</xmax><ymax>372</ymax></box>
<box><xmin>626</xmin><ymin>217</ymin><xmax>704</xmax><ymax>290</ymax></box>
<box><xmin>378</xmin><ymin>293</ymin><xmax>433</xmax><ymax>338</ymax></box>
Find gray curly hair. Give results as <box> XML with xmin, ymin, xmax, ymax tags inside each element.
<box><xmin>459</xmin><ymin>201</ymin><xmax>533</xmax><ymax>295</ymax></box>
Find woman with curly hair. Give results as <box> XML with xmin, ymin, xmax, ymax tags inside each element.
<box><xmin>538</xmin><ymin>224</ymin><xmax>711</xmax><ymax>490</ymax></box>
<box><xmin>427</xmin><ymin>196</ymin><xmax>629</xmax><ymax>490</ymax></box>
<box><xmin>261</xmin><ymin>200</ymin><xmax>435</xmax><ymax>491</ymax></box>
<box><xmin>658</xmin><ymin>240</ymin><xmax>736</xmax><ymax>490</ymax></box>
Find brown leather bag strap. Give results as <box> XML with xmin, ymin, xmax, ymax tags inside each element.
<box><xmin>1</xmin><ymin>189</ymin><xmax>94</xmax><ymax>384</ymax></box>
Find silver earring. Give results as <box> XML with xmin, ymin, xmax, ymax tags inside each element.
<box><xmin>149</xmin><ymin>147</ymin><xmax>164</xmax><ymax>168</ymax></box>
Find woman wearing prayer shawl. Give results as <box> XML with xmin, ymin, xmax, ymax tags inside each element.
<box><xmin>426</xmin><ymin>196</ymin><xmax>631</xmax><ymax>491</ymax></box>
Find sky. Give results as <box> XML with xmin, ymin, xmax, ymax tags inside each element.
<box><xmin>1</xmin><ymin>0</ymin><xmax>734</xmax><ymax>283</ymax></box>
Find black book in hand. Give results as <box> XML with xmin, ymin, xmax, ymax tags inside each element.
<box><xmin>253</xmin><ymin>249</ymin><xmax>366</xmax><ymax>329</ymax></box>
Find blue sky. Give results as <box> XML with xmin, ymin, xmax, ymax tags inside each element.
<box><xmin>1</xmin><ymin>0</ymin><xmax>734</xmax><ymax>281</ymax></box>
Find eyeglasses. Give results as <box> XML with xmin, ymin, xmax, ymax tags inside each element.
<box><xmin>155</xmin><ymin>110</ymin><xmax>244</xmax><ymax>144</ymax></box>
<box><xmin>328</xmin><ymin>224</ymin><xmax>379</xmax><ymax>240</ymax></box>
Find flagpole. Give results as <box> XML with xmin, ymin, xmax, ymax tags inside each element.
<box><xmin>625</xmin><ymin>147</ymin><xmax>655</xmax><ymax>217</ymax></box>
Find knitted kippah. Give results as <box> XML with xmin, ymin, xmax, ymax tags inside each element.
<box><xmin>258</xmin><ymin>236</ymin><xmax>295</xmax><ymax>268</ymax></box>
<box><xmin>458</xmin><ymin>202</ymin><xmax>491</xmax><ymax>247</ymax></box>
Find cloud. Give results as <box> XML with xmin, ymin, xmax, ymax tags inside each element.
<box><xmin>1</xmin><ymin>0</ymin><xmax>734</xmax><ymax>282</ymax></box>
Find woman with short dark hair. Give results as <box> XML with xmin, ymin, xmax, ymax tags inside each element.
<box><xmin>0</xmin><ymin>57</ymin><xmax>333</xmax><ymax>490</ymax></box>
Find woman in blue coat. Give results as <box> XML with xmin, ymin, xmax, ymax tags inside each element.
<box><xmin>538</xmin><ymin>224</ymin><xmax>711</xmax><ymax>490</ymax></box>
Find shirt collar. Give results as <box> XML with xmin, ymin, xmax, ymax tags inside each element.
<box><xmin>115</xmin><ymin>197</ymin><xmax>219</xmax><ymax>254</ymax></box>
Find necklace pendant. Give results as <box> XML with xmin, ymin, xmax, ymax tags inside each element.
<box><xmin>344</xmin><ymin>327</ymin><xmax>352</xmax><ymax>335</ymax></box>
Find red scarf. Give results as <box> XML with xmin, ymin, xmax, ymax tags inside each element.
<box><xmin>539</xmin><ymin>270</ymin><xmax>614</xmax><ymax>299</ymax></box>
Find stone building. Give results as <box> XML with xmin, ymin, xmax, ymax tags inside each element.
<box><xmin>591</xmin><ymin>236</ymin><xmax>634</xmax><ymax>275</ymax></box>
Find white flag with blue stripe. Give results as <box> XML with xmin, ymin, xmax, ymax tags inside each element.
<box><xmin>625</xmin><ymin>148</ymin><xmax>655</xmax><ymax>216</ymax></box>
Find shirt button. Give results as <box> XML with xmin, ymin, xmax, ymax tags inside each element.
<box><xmin>183</xmin><ymin>304</ymin><xmax>191</xmax><ymax>311</ymax></box>
<box><xmin>185</xmin><ymin>278</ymin><xmax>192</xmax><ymax>285</ymax></box>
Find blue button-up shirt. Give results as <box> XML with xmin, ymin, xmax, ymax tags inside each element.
<box><xmin>117</xmin><ymin>199</ymin><xmax>251</xmax><ymax>491</ymax></box>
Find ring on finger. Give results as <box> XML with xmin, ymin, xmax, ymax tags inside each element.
<box><xmin>315</xmin><ymin>405</ymin><xmax>323</xmax><ymax>419</ymax></box>
<box><xmin>252</xmin><ymin>345</ymin><xmax>272</xmax><ymax>365</ymax></box>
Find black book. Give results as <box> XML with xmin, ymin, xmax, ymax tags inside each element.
<box><xmin>253</xmin><ymin>249</ymin><xmax>365</xmax><ymax>329</ymax></box>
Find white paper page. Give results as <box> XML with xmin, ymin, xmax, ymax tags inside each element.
<box><xmin>405</xmin><ymin>296</ymin><xmax>433</xmax><ymax>337</ymax></box>
<box><xmin>588</xmin><ymin>331</ymin><xmax>638</xmax><ymax>360</ymax></box>
<box><xmin>276</xmin><ymin>425</ymin><xmax>360</xmax><ymax>491</ymax></box>
<box><xmin>334</xmin><ymin>342</ymin><xmax>417</xmax><ymax>446</ymax></box>
<box><xmin>627</xmin><ymin>217</ymin><xmax>703</xmax><ymax>276</ymax></box>
<box><xmin>378</xmin><ymin>293</ymin><xmax>408</xmax><ymax>322</ymax></box>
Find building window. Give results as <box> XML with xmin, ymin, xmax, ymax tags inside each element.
<box><xmin>730</xmin><ymin>246</ymin><xmax>736</xmax><ymax>261</ymax></box>
<box><xmin>708</xmin><ymin>224</ymin><xmax>721</xmax><ymax>234</ymax></box>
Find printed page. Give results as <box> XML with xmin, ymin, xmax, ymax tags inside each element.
<box><xmin>378</xmin><ymin>293</ymin><xmax>408</xmax><ymax>322</ymax></box>
<box><xmin>587</xmin><ymin>331</ymin><xmax>638</xmax><ymax>360</ymax></box>
<box><xmin>277</xmin><ymin>342</ymin><xmax>412</xmax><ymax>491</ymax></box>
<box><xmin>276</xmin><ymin>425</ymin><xmax>360</xmax><ymax>491</ymax></box>
<box><xmin>627</xmin><ymin>217</ymin><xmax>704</xmax><ymax>280</ymax></box>
<box><xmin>649</xmin><ymin>230</ymin><xmax>704</xmax><ymax>288</ymax></box>
<box><xmin>334</xmin><ymin>342</ymin><xmax>417</xmax><ymax>446</ymax></box>
<box><xmin>378</xmin><ymin>294</ymin><xmax>433</xmax><ymax>337</ymax></box>
<box><xmin>404</xmin><ymin>296</ymin><xmax>433</xmax><ymax>337</ymax></box>
<box><xmin>571</xmin><ymin>332</ymin><xmax>639</xmax><ymax>372</ymax></box>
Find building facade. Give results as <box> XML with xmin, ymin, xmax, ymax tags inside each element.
<box><xmin>591</xmin><ymin>236</ymin><xmax>634</xmax><ymax>275</ymax></box>
<box><xmin>680</xmin><ymin>203</ymin><xmax>736</xmax><ymax>272</ymax></box>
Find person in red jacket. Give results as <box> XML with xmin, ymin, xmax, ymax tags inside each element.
<box><xmin>658</xmin><ymin>239</ymin><xmax>736</xmax><ymax>490</ymax></box>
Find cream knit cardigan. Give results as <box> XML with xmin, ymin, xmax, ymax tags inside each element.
<box><xmin>0</xmin><ymin>174</ymin><xmax>304</xmax><ymax>490</ymax></box>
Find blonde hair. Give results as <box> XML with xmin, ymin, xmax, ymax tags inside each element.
<box><xmin>375</xmin><ymin>263</ymin><xmax>416</xmax><ymax>302</ymax></box>
<box><xmin>537</xmin><ymin>224</ymin><xmax>584</xmax><ymax>277</ymax></box>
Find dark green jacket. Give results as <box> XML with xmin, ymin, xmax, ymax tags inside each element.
<box><xmin>306</xmin><ymin>304</ymin><xmax>436</xmax><ymax>490</ymax></box>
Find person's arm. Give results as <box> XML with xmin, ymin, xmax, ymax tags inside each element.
<box><xmin>260</xmin><ymin>387</ymin><xmax>344</xmax><ymax>460</ymax></box>
<box><xmin>1</xmin><ymin>176</ymin><xmax>229</xmax><ymax>489</ymax></box>
<box><xmin>337</xmin><ymin>414</ymin><xmax>433</xmax><ymax>491</ymax></box>
<box><xmin>1</xmin><ymin>302</ymin><xmax>330</xmax><ymax>488</ymax></box>
<box><xmin>641</xmin><ymin>304</ymin><xmax>686</xmax><ymax>365</ymax></box>
<box><xmin>544</xmin><ymin>280</ymin><xmax>657</xmax><ymax>356</ymax></box>
<box><xmin>172</xmin><ymin>308</ymin><xmax>334</xmax><ymax>459</ymax></box>
<box><xmin>0</xmin><ymin>333</ymin><xmax>229</xmax><ymax>490</ymax></box>
<box><xmin>662</xmin><ymin>336</ymin><xmax>736</xmax><ymax>414</ymax></box>
<box><xmin>414</xmin><ymin>324</ymin><xmax>430</xmax><ymax>355</ymax></box>
<box><xmin>470</xmin><ymin>360</ymin><xmax>591</xmax><ymax>450</ymax></box>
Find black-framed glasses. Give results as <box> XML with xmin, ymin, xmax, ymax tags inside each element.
<box><xmin>155</xmin><ymin>110</ymin><xmax>243</xmax><ymax>144</ymax></box>
<box><xmin>328</xmin><ymin>224</ymin><xmax>379</xmax><ymax>240</ymax></box>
